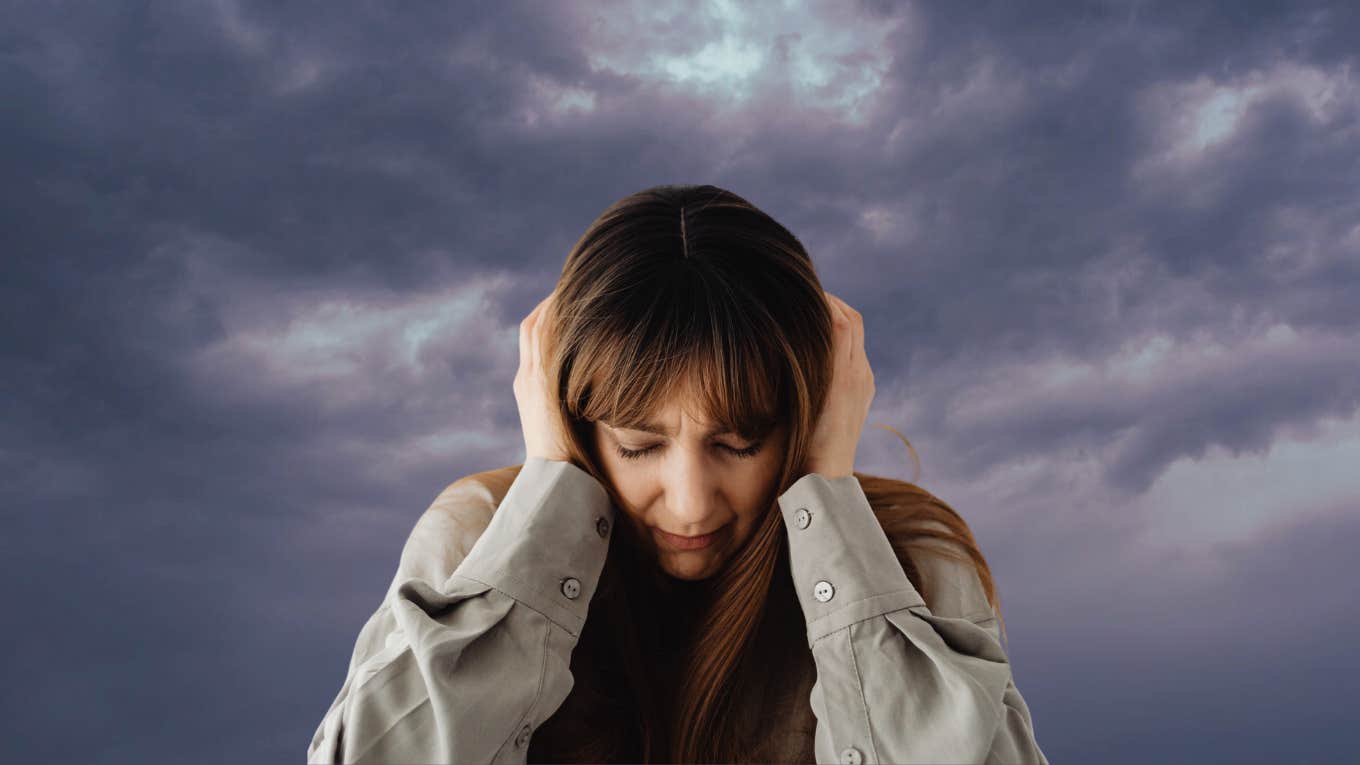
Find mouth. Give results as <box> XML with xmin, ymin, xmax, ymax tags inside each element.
<box><xmin>654</xmin><ymin>524</ymin><xmax>727</xmax><ymax>551</ymax></box>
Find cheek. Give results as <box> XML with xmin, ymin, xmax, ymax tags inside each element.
<box><xmin>600</xmin><ymin>455</ymin><xmax>645</xmax><ymax>496</ymax></box>
<box><xmin>599</xmin><ymin>465</ymin><xmax>651</xmax><ymax>522</ymax></box>
<box><xmin>594</xmin><ymin>435</ymin><xmax>635</xmax><ymax>486</ymax></box>
<box><xmin>737</xmin><ymin>457</ymin><xmax>785</xmax><ymax>526</ymax></box>
<box><xmin>752</xmin><ymin>449</ymin><xmax>785</xmax><ymax>490</ymax></box>
<box><xmin>732</xmin><ymin>461</ymin><xmax>782</xmax><ymax>515</ymax></box>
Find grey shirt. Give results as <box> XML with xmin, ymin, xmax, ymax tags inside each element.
<box><xmin>307</xmin><ymin>458</ymin><xmax>1048</xmax><ymax>764</ymax></box>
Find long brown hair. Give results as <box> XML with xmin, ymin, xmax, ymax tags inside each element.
<box><xmin>455</xmin><ymin>184</ymin><xmax>1005</xmax><ymax>762</ymax></box>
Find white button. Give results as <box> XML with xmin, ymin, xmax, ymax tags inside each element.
<box><xmin>813</xmin><ymin>580</ymin><xmax>835</xmax><ymax>602</ymax></box>
<box><xmin>561</xmin><ymin>577</ymin><xmax>581</xmax><ymax>599</ymax></box>
<box><xmin>794</xmin><ymin>507</ymin><xmax>811</xmax><ymax>529</ymax></box>
<box><xmin>515</xmin><ymin>723</ymin><xmax>532</xmax><ymax>747</ymax></box>
<box><xmin>596</xmin><ymin>516</ymin><xmax>610</xmax><ymax>537</ymax></box>
<box><xmin>840</xmin><ymin>745</ymin><xmax>862</xmax><ymax>763</ymax></box>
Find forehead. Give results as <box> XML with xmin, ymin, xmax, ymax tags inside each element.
<box><xmin>603</xmin><ymin>398</ymin><xmax>724</xmax><ymax>436</ymax></box>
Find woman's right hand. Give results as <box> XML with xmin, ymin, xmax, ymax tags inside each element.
<box><xmin>514</xmin><ymin>290</ymin><xmax>573</xmax><ymax>463</ymax></box>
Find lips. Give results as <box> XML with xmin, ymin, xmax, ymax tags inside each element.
<box><xmin>655</xmin><ymin>525</ymin><xmax>726</xmax><ymax>550</ymax></box>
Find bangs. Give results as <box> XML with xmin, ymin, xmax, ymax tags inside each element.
<box><xmin>570</xmin><ymin>282</ymin><xmax>786</xmax><ymax>441</ymax></box>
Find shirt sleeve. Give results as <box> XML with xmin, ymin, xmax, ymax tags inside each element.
<box><xmin>306</xmin><ymin>457</ymin><xmax>616</xmax><ymax>764</ymax></box>
<box><xmin>777</xmin><ymin>473</ymin><xmax>1049</xmax><ymax>765</ymax></box>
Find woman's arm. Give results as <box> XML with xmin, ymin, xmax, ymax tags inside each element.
<box><xmin>307</xmin><ymin>458</ymin><xmax>615</xmax><ymax>764</ymax></box>
<box><xmin>777</xmin><ymin>472</ymin><xmax>1049</xmax><ymax>765</ymax></box>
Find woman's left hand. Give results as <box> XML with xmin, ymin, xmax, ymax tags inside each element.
<box><xmin>803</xmin><ymin>290</ymin><xmax>875</xmax><ymax>479</ymax></box>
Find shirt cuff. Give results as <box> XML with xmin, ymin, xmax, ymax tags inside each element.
<box><xmin>451</xmin><ymin>457</ymin><xmax>615</xmax><ymax>639</ymax></box>
<box><xmin>778</xmin><ymin>472</ymin><xmax>927</xmax><ymax>644</ymax></box>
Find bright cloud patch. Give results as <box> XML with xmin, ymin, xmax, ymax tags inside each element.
<box><xmin>1130</xmin><ymin>59</ymin><xmax>1356</xmax><ymax>199</ymax></box>
<box><xmin>567</xmin><ymin>0</ymin><xmax>905</xmax><ymax>124</ymax></box>
<box><xmin>191</xmin><ymin>276</ymin><xmax>515</xmax><ymax>394</ymax></box>
<box><xmin>1129</xmin><ymin>410</ymin><xmax>1360</xmax><ymax>553</ymax></box>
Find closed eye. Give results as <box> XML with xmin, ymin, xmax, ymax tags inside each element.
<box><xmin>615</xmin><ymin>442</ymin><xmax>763</xmax><ymax>461</ymax></box>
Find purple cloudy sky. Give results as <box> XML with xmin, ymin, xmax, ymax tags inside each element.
<box><xmin>4</xmin><ymin>1</ymin><xmax>1358</xmax><ymax>762</ymax></box>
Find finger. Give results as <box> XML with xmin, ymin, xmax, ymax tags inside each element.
<box><xmin>522</xmin><ymin>295</ymin><xmax>550</xmax><ymax>372</ymax></box>
<box><xmin>845</xmin><ymin>301</ymin><xmax>865</xmax><ymax>368</ymax></box>
<box><xmin>830</xmin><ymin>293</ymin><xmax>863</xmax><ymax>357</ymax></box>
<box><xmin>537</xmin><ymin>293</ymin><xmax>560</xmax><ymax>375</ymax></box>
<box><xmin>529</xmin><ymin>301</ymin><xmax>544</xmax><ymax>375</ymax></box>
<box><xmin>826</xmin><ymin>292</ymin><xmax>853</xmax><ymax>368</ymax></box>
<box><xmin>825</xmin><ymin>290</ymin><xmax>846</xmax><ymax>329</ymax></box>
<box><xmin>519</xmin><ymin>306</ymin><xmax>533</xmax><ymax>374</ymax></box>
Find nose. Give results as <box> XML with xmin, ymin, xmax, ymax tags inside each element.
<box><xmin>661</xmin><ymin>444</ymin><xmax>721</xmax><ymax>532</ymax></box>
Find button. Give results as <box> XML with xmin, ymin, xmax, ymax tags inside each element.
<box><xmin>515</xmin><ymin>723</ymin><xmax>532</xmax><ymax>747</ymax></box>
<box><xmin>596</xmin><ymin>516</ymin><xmax>610</xmax><ymax>538</ymax></box>
<box><xmin>813</xmin><ymin>580</ymin><xmax>835</xmax><ymax>602</ymax></box>
<box><xmin>839</xmin><ymin>745</ymin><xmax>862</xmax><ymax>764</ymax></box>
<box><xmin>561</xmin><ymin>577</ymin><xmax>581</xmax><ymax>599</ymax></box>
<box><xmin>794</xmin><ymin>507</ymin><xmax>811</xmax><ymax>529</ymax></box>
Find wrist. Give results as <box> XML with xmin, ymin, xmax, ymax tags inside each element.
<box><xmin>804</xmin><ymin>463</ymin><xmax>854</xmax><ymax>480</ymax></box>
<box><xmin>525</xmin><ymin>451</ymin><xmax>572</xmax><ymax>464</ymax></box>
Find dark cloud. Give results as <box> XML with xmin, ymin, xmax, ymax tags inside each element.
<box><xmin>3</xmin><ymin>1</ymin><xmax>1356</xmax><ymax>760</ymax></box>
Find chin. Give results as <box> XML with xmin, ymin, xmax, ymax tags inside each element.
<box><xmin>659</xmin><ymin>555</ymin><xmax>721</xmax><ymax>581</ymax></box>
<box><xmin>664</xmin><ymin>567</ymin><xmax>715</xmax><ymax>582</ymax></box>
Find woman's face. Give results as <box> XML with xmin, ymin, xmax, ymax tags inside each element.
<box><xmin>593</xmin><ymin>399</ymin><xmax>788</xmax><ymax>581</ymax></box>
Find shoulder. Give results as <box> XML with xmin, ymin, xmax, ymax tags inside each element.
<box><xmin>388</xmin><ymin>475</ymin><xmax>501</xmax><ymax>596</ymax></box>
<box><xmin>904</xmin><ymin>518</ymin><xmax>998</xmax><ymax>625</ymax></box>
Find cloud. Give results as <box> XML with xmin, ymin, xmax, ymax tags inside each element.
<box><xmin>3</xmin><ymin>1</ymin><xmax>1358</xmax><ymax>762</ymax></box>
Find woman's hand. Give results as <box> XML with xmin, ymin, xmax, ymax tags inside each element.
<box><xmin>804</xmin><ymin>290</ymin><xmax>875</xmax><ymax>479</ymax></box>
<box><xmin>515</xmin><ymin>290</ymin><xmax>572</xmax><ymax>463</ymax></box>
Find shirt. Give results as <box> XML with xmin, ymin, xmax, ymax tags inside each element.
<box><xmin>307</xmin><ymin>458</ymin><xmax>1049</xmax><ymax>764</ymax></box>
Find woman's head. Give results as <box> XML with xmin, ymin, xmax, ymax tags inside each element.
<box><xmin>538</xmin><ymin>183</ymin><xmax>836</xmax><ymax>583</ymax></box>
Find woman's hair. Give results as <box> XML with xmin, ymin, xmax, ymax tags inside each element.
<box><xmin>454</xmin><ymin>184</ymin><xmax>1005</xmax><ymax>763</ymax></box>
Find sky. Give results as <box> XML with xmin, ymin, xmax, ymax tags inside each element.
<box><xmin>3</xmin><ymin>1</ymin><xmax>1358</xmax><ymax>762</ymax></box>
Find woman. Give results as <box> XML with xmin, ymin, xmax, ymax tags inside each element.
<box><xmin>308</xmin><ymin>184</ymin><xmax>1048</xmax><ymax>763</ymax></box>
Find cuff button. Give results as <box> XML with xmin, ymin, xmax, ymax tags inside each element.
<box><xmin>561</xmin><ymin>577</ymin><xmax>582</xmax><ymax>599</ymax></box>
